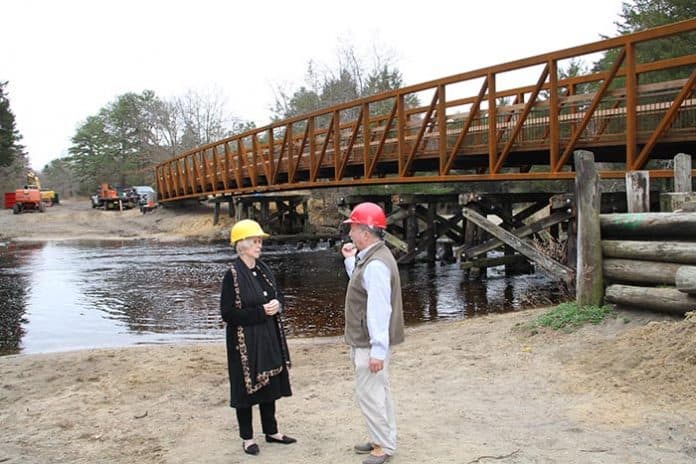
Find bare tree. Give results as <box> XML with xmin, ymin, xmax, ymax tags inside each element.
<box><xmin>270</xmin><ymin>40</ymin><xmax>414</xmax><ymax>122</ymax></box>
<box><xmin>175</xmin><ymin>87</ymin><xmax>233</xmax><ymax>151</ymax></box>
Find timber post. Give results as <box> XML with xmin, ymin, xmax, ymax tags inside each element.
<box><xmin>405</xmin><ymin>203</ymin><xmax>417</xmax><ymax>265</ymax></box>
<box><xmin>213</xmin><ymin>202</ymin><xmax>220</xmax><ymax>225</ymax></box>
<box><xmin>660</xmin><ymin>153</ymin><xmax>696</xmax><ymax>211</ymax></box>
<box><xmin>426</xmin><ymin>203</ymin><xmax>437</xmax><ymax>264</ymax></box>
<box><xmin>625</xmin><ymin>171</ymin><xmax>650</xmax><ymax>213</ymax></box>
<box><xmin>574</xmin><ymin>150</ymin><xmax>603</xmax><ymax>306</ymax></box>
<box><xmin>674</xmin><ymin>153</ymin><xmax>692</xmax><ymax>193</ymax></box>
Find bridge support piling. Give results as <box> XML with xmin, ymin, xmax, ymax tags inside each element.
<box><xmin>211</xmin><ymin>193</ymin><xmax>310</xmax><ymax>236</ymax></box>
<box><xmin>405</xmin><ymin>204</ymin><xmax>417</xmax><ymax>265</ymax></box>
<box><xmin>426</xmin><ymin>203</ymin><xmax>437</xmax><ymax>264</ymax></box>
<box><xmin>339</xmin><ymin>194</ymin><xmax>466</xmax><ymax>265</ymax></box>
<box><xmin>457</xmin><ymin>192</ymin><xmax>575</xmax><ymax>282</ymax></box>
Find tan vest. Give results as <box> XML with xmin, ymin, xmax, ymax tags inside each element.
<box><xmin>344</xmin><ymin>241</ymin><xmax>405</xmax><ymax>348</ymax></box>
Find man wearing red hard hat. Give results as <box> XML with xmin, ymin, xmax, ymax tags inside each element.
<box><xmin>340</xmin><ymin>202</ymin><xmax>405</xmax><ymax>464</ymax></box>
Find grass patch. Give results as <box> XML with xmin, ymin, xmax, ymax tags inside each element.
<box><xmin>528</xmin><ymin>302</ymin><xmax>615</xmax><ymax>333</ymax></box>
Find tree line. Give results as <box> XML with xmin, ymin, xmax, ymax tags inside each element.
<box><xmin>1</xmin><ymin>0</ymin><xmax>693</xmax><ymax>198</ymax></box>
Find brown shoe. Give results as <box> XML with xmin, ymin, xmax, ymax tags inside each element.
<box><xmin>354</xmin><ymin>442</ymin><xmax>374</xmax><ymax>454</ymax></box>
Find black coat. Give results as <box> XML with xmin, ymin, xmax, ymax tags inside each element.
<box><xmin>220</xmin><ymin>258</ymin><xmax>292</xmax><ymax>408</ymax></box>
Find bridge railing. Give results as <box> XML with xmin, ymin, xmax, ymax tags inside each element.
<box><xmin>156</xmin><ymin>19</ymin><xmax>696</xmax><ymax>201</ymax></box>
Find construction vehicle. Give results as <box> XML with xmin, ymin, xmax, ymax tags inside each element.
<box><xmin>132</xmin><ymin>185</ymin><xmax>158</xmax><ymax>213</ymax></box>
<box><xmin>91</xmin><ymin>183</ymin><xmax>137</xmax><ymax>210</ymax></box>
<box><xmin>40</xmin><ymin>189</ymin><xmax>59</xmax><ymax>205</ymax></box>
<box><xmin>12</xmin><ymin>171</ymin><xmax>52</xmax><ymax>214</ymax></box>
<box><xmin>12</xmin><ymin>171</ymin><xmax>45</xmax><ymax>214</ymax></box>
<box><xmin>29</xmin><ymin>170</ymin><xmax>59</xmax><ymax>205</ymax></box>
<box><xmin>21</xmin><ymin>170</ymin><xmax>59</xmax><ymax>205</ymax></box>
<box><xmin>13</xmin><ymin>187</ymin><xmax>44</xmax><ymax>214</ymax></box>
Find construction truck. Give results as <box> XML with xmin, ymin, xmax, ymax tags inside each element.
<box><xmin>91</xmin><ymin>183</ymin><xmax>137</xmax><ymax>210</ymax></box>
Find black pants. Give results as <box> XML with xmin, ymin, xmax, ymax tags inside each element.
<box><xmin>235</xmin><ymin>401</ymin><xmax>278</xmax><ymax>440</ymax></box>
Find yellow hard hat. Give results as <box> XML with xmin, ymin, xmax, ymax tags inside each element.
<box><xmin>230</xmin><ymin>219</ymin><xmax>270</xmax><ymax>244</ymax></box>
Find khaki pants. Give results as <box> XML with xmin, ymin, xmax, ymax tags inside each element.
<box><xmin>350</xmin><ymin>347</ymin><xmax>397</xmax><ymax>455</ymax></box>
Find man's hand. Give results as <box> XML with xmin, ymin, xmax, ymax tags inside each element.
<box><xmin>341</xmin><ymin>242</ymin><xmax>357</xmax><ymax>259</ymax></box>
<box><xmin>368</xmin><ymin>357</ymin><xmax>384</xmax><ymax>373</ymax></box>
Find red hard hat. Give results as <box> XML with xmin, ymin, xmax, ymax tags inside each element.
<box><xmin>343</xmin><ymin>202</ymin><xmax>387</xmax><ymax>229</ymax></box>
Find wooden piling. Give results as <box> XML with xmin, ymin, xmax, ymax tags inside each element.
<box><xmin>574</xmin><ymin>150</ymin><xmax>603</xmax><ymax>306</ymax></box>
<box><xmin>213</xmin><ymin>202</ymin><xmax>220</xmax><ymax>225</ymax></box>
<box><xmin>625</xmin><ymin>171</ymin><xmax>650</xmax><ymax>213</ymax></box>
<box><xmin>426</xmin><ymin>203</ymin><xmax>436</xmax><ymax>263</ymax></box>
<box><xmin>674</xmin><ymin>153</ymin><xmax>692</xmax><ymax>193</ymax></box>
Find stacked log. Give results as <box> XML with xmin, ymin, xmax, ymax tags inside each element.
<box><xmin>601</xmin><ymin>213</ymin><xmax>696</xmax><ymax>314</ymax></box>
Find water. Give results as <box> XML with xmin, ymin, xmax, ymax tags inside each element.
<box><xmin>0</xmin><ymin>241</ymin><xmax>568</xmax><ymax>355</ymax></box>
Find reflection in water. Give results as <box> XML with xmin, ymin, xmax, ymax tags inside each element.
<box><xmin>0</xmin><ymin>241</ymin><xmax>567</xmax><ymax>355</ymax></box>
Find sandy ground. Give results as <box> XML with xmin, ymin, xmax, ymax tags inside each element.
<box><xmin>1</xmin><ymin>198</ymin><xmax>695</xmax><ymax>463</ymax></box>
<box><xmin>1</xmin><ymin>310</ymin><xmax>694</xmax><ymax>464</ymax></box>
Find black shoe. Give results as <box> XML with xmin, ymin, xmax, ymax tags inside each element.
<box><xmin>265</xmin><ymin>434</ymin><xmax>297</xmax><ymax>444</ymax></box>
<box><xmin>243</xmin><ymin>442</ymin><xmax>260</xmax><ymax>455</ymax></box>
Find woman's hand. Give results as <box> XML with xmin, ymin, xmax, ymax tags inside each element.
<box><xmin>263</xmin><ymin>298</ymin><xmax>280</xmax><ymax>316</ymax></box>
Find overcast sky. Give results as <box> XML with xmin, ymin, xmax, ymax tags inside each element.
<box><xmin>2</xmin><ymin>0</ymin><xmax>625</xmax><ymax>170</ymax></box>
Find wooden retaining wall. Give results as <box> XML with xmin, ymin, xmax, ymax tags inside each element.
<box><xmin>576</xmin><ymin>152</ymin><xmax>696</xmax><ymax>315</ymax></box>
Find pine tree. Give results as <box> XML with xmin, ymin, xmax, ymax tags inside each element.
<box><xmin>0</xmin><ymin>81</ymin><xmax>25</xmax><ymax>167</ymax></box>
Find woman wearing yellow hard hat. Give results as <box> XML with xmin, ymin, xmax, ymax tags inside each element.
<box><xmin>220</xmin><ymin>219</ymin><xmax>296</xmax><ymax>455</ymax></box>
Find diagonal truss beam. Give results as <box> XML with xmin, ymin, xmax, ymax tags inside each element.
<box><xmin>462</xmin><ymin>207</ymin><xmax>575</xmax><ymax>284</ymax></box>
<box><xmin>337</xmin><ymin>106</ymin><xmax>364</xmax><ymax>180</ymax></box>
<box><xmin>401</xmin><ymin>88</ymin><xmax>439</xmax><ymax>176</ymax></box>
<box><xmin>553</xmin><ymin>48</ymin><xmax>626</xmax><ymax>171</ymax></box>
<box><xmin>632</xmin><ymin>68</ymin><xmax>696</xmax><ymax>170</ymax></box>
<box><xmin>443</xmin><ymin>77</ymin><xmax>488</xmax><ymax>175</ymax></box>
<box><xmin>367</xmin><ymin>100</ymin><xmax>397</xmax><ymax>178</ymax></box>
<box><xmin>493</xmin><ymin>64</ymin><xmax>550</xmax><ymax>173</ymax></box>
<box><xmin>459</xmin><ymin>209</ymin><xmax>574</xmax><ymax>260</ymax></box>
